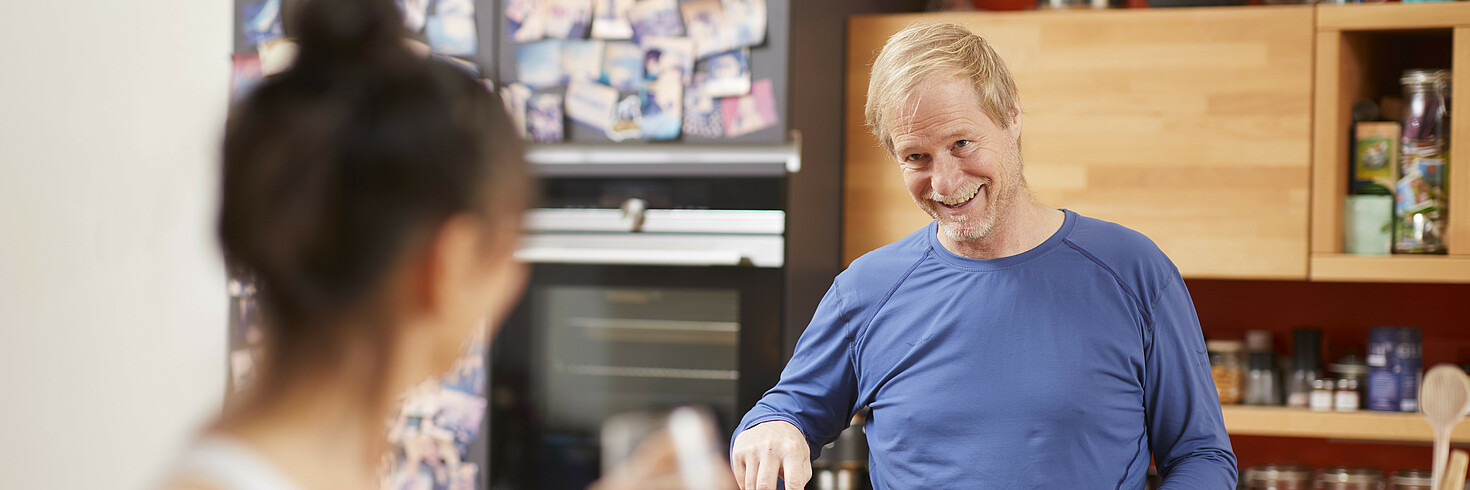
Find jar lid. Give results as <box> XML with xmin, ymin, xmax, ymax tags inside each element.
<box><xmin>1313</xmin><ymin>378</ymin><xmax>1336</xmax><ymax>390</ymax></box>
<box><xmin>1391</xmin><ymin>468</ymin><xmax>1434</xmax><ymax>485</ymax></box>
<box><xmin>1318</xmin><ymin>466</ymin><xmax>1381</xmax><ymax>484</ymax></box>
<box><xmin>1248</xmin><ymin>463</ymin><xmax>1313</xmax><ymax>482</ymax></box>
<box><xmin>1207</xmin><ymin>340</ymin><xmax>1243</xmax><ymax>353</ymax></box>
<box><xmin>1402</xmin><ymin>68</ymin><xmax>1450</xmax><ymax>86</ymax></box>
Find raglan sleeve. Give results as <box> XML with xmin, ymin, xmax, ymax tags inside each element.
<box><xmin>731</xmin><ymin>278</ymin><xmax>861</xmax><ymax>459</ymax></box>
<box><xmin>1146</xmin><ymin>272</ymin><xmax>1239</xmax><ymax>489</ymax></box>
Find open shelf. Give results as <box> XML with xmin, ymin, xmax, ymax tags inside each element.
<box><xmin>1309</xmin><ymin>4</ymin><xmax>1470</xmax><ymax>283</ymax></box>
<box><xmin>1222</xmin><ymin>405</ymin><xmax>1470</xmax><ymax>443</ymax></box>
<box><xmin>1311</xmin><ymin>253</ymin><xmax>1470</xmax><ymax>283</ymax></box>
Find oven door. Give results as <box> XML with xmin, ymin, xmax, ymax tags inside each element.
<box><xmin>488</xmin><ymin>263</ymin><xmax>783</xmax><ymax>490</ymax></box>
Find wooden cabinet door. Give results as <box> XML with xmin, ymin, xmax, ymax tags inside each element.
<box><xmin>844</xmin><ymin>6</ymin><xmax>1314</xmax><ymax>279</ymax></box>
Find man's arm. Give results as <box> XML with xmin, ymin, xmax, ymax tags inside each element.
<box><xmin>731</xmin><ymin>280</ymin><xmax>860</xmax><ymax>490</ymax></box>
<box><xmin>1145</xmin><ymin>273</ymin><xmax>1238</xmax><ymax>489</ymax></box>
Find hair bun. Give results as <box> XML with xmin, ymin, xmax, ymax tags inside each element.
<box><xmin>291</xmin><ymin>0</ymin><xmax>406</xmax><ymax>68</ymax></box>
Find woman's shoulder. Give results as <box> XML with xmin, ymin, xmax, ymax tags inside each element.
<box><xmin>160</xmin><ymin>435</ymin><xmax>302</xmax><ymax>490</ymax></box>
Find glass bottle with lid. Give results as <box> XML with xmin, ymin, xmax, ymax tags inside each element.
<box><xmin>1395</xmin><ymin>68</ymin><xmax>1451</xmax><ymax>254</ymax></box>
<box><xmin>1318</xmin><ymin>466</ymin><xmax>1382</xmax><ymax>490</ymax></box>
<box><xmin>1390</xmin><ymin>468</ymin><xmax>1434</xmax><ymax>490</ymax></box>
<box><xmin>1207</xmin><ymin>340</ymin><xmax>1243</xmax><ymax>404</ymax></box>
<box><xmin>1246</xmin><ymin>463</ymin><xmax>1313</xmax><ymax>490</ymax></box>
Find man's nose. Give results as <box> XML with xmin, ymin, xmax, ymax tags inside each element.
<box><xmin>930</xmin><ymin>154</ymin><xmax>967</xmax><ymax>197</ymax></box>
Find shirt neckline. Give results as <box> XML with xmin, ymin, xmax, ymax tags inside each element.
<box><xmin>924</xmin><ymin>209</ymin><xmax>1077</xmax><ymax>271</ymax></box>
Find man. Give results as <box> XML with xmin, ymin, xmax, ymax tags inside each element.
<box><xmin>729</xmin><ymin>23</ymin><xmax>1236</xmax><ymax>489</ymax></box>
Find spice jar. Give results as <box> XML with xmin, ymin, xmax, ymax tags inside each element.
<box><xmin>1246</xmin><ymin>463</ymin><xmax>1313</xmax><ymax>490</ymax></box>
<box><xmin>1311</xmin><ymin>378</ymin><xmax>1336</xmax><ymax>411</ymax></box>
<box><xmin>1207</xmin><ymin>340</ymin><xmax>1243</xmax><ymax>404</ymax></box>
<box><xmin>1318</xmin><ymin>466</ymin><xmax>1382</xmax><ymax>490</ymax></box>
<box><xmin>1390</xmin><ymin>469</ymin><xmax>1433</xmax><ymax>489</ymax></box>
<box><xmin>1336</xmin><ymin>377</ymin><xmax>1361</xmax><ymax>412</ymax></box>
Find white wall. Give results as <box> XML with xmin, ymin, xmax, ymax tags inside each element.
<box><xmin>0</xmin><ymin>1</ymin><xmax>232</xmax><ymax>489</ymax></box>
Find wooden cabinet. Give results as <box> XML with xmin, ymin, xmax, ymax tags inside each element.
<box><xmin>844</xmin><ymin>7</ymin><xmax>1316</xmax><ymax>279</ymax></box>
<box><xmin>1310</xmin><ymin>3</ymin><xmax>1470</xmax><ymax>283</ymax></box>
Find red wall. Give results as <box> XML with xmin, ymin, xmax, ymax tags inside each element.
<box><xmin>1185</xmin><ymin>278</ymin><xmax>1470</xmax><ymax>474</ymax></box>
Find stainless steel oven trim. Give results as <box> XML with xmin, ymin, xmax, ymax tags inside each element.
<box><xmin>516</xmin><ymin>233</ymin><xmax>784</xmax><ymax>268</ymax></box>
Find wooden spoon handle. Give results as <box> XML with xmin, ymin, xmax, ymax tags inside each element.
<box><xmin>1436</xmin><ymin>427</ymin><xmax>1454</xmax><ymax>489</ymax></box>
<box><xmin>1441</xmin><ymin>449</ymin><xmax>1468</xmax><ymax>490</ymax></box>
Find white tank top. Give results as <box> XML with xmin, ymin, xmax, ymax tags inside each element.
<box><xmin>170</xmin><ymin>436</ymin><xmax>303</xmax><ymax>490</ymax></box>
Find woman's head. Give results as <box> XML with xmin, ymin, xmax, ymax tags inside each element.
<box><xmin>219</xmin><ymin>0</ymin><xmax>529</xmax><ymax>385</ymax></box>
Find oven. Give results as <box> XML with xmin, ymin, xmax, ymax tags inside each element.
<box><xmin>487</xmin><ymin>175</ymin><xmax>787</xmax><ymax>490</ymax></box>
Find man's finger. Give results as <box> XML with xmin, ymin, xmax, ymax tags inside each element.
<box><xmin>743</xmin><ymin>452</ymin><xmax>759</xmax><ymax>490</ymax></box>
<box><xmin>780</xmin><ymin>450</ymin><xmax>811</xmax><ymax>490</ymax></box>
<box><xmin>731</xmin><ymin>452</ymin><xmax>747</xmax><ymax>490</ymax></box>
<box><xmin>754</xmin><ymin>449</ymin><xmax>782</xmax><ymax>490</ymax></box>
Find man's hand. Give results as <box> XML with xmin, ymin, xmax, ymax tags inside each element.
<box><xmin>730</xmin><ymin>421</ymin><xmax>811</xmax><ymax>490</ymax></box>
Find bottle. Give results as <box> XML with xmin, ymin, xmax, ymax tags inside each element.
<box><xmin>1395</xmin><ymin>69</ymin><xmax>1450</xmax><ymax>254</ymax></box>
<box><xmin>1287</xmin><ymin>329</ymin><xmax>1323</xmax><ymax>408</ymax></box>
<box><xmin>1246</xmin><ymin>351</ymin><xmax>1282</xmax><ymax>406</ymax></box>
<box><xmin>1310</xmin><ymin>378</ymin><xmax>1335</xmax><ymax>411</ymax></box>
<box><xmin>1335</xmin><ymin>377</ymin><xmax>1361</xmax><ymax>412</ymax></box>
<box><xmin>1207</xmin><ymin>340</ymin><xmax>1244</xmax><ymax>404</ymax></box>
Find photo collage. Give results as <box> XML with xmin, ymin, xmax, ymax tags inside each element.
<box><xmin>504</xmin><ymin>0</ymin><xmax>777</xmax><ymax>142</ymax></box>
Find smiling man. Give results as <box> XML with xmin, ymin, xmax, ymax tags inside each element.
<box><xmin>729</xmin><ymin>23</ymin><xmax>1237</xmax><ymax>489</ymax></box>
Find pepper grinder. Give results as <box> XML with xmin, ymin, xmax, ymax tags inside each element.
<box><xmin>1286</xmin><ymin>329</ymin><xmax>1323</xmax><ymax>408</ymax></box>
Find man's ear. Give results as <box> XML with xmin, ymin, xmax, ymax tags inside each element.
<box><xmin>1008</xmin><ymin>106</ymin><xmax>1023</xmax><ymax>138</ymax></box>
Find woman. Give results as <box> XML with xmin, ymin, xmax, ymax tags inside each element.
<box><xmin>162</xmin><ymin>1</ymin><xmax>719</xmax><ymax>488</ymax></box>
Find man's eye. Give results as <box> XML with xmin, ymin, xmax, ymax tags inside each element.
<box><xmin>954</xmin><ymin>140</ymin><xmax>970</xmax><ymax>148</ymax></box>
<box><xmin>905</xmin><ymin>154</ymin><xmax>923</xmax><ymax>162</ymax></box>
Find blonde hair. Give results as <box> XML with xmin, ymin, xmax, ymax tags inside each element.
<box><xmin>865</xmin><ymin>22</ymin><xmax>1020</xmax><ymax>156</ymax></box>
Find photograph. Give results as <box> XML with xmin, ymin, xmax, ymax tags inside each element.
<box><xmin>230</xmin><ymin>54</ymin><xmax>262</xmax><ymax>102</ymax></box>
<box><xmin>627</xmin><ymin>0</ymin><xmax>684</xmax><ymax>44</ymax></box>
<box><xmin>425</xmin><ymin>0</ymin><xmax>477</xmax><ymax>57</ymax></box>
<box><xmin>505</xmin><ymin>0</ymin><xmax>546</xmax><ymax>42</ymax></box>
<box><xmin>560</xmin><ymin>39</ymin><xmax>605</xmax><ymax>82</ymax></box>
<box><xmin>590</xmin><ymin>0</ymin><xmax>634</xmax><ymax>39</ymax></box>
<box><xmin>499</xmin><ymin>83</ymin><xmax>532</xmax><ymax>139</ymax></box>
<box><xmin>682</xmin><ymin>81</ymin><xmax>724</xmax><ymax>138</ymax></box>
<box><xmin>544</xmin><ymin>0</ymin><xmax>594</xmax><ymax>39</ymax></box>
<box><xmin>640</xmin><ymin>71</ymin><xmax>683</xmax><ymax>140</ymax></box>
<box><xmin>679</xmin><ymin>0</ymin><xmax>737</xmax><ymax>59</ymax></box>
<box><xmin>515</xmin><ymin>40</ymin><xmax>565</xmax><ymax>89</ymax></box>
<box><xmin>641</xmin><ymin>36</ymin><xmax>694</xmax><ymax>83</ymax></box>
<box><xmin>396</xmin><ymin>0</ymin><xmax>430</xmax><ymax>33</ymax></box>
<box><xmin>721</xmin><ymin>77</ymin><xmax>777</xmax><ymax>137</ymax></box>
<box><xmin>527</xmin><ymin>93</ymin><xmax>565</xmax><ymax>143</ymax></box>
<box><xmin>565</xmin><ymin>79</ymin><xmax>620</xmax><ymax>131</ymax></box>
<box><xmin>722</xmin><ymin>0</ymin><xmax>766</xmax><ymax>48</ymax></box>
<box><xmin>694</xmin><ymin>48</ymin><xmax>750</xmax><ymax>97</ymax></box>
<box><xmin>599</xmin><ymin>41</ymin><xmax>644</xmax><ymax>92</ymax></box>
<box><xmin>607</xmin><ymin>94</ymin><xmax>644</xmax><ymax>141</ymax></box>
<box><xmin>239</xmin><ymin>0</ymin><xmax>283</xmax><ymax>48</ymax></box>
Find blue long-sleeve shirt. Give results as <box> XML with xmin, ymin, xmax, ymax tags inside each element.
<box><xmin>735</xmin><ymin>210</ymin><xmax>1236</xmax><ymax>489</ymax></box>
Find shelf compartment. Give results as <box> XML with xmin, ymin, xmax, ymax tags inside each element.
<box><xmin>1318</xmin><ymin>3</ymin><xmax>1470</xmax><ymax>31</ymax></box>
<box><xmin>1222</xmin><ymin>405</ymin><xmax>1470</xmax><ymax>443</ymax></box>
<box><xmin>1310</xmin><ymin>253</ymin><xmax>1470</xmax><ymax>283</ymax></box>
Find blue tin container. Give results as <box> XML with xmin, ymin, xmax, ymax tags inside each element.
<box><xmin>1367</xmin><ymin>326</ymin><xmax>1422</xmax><ymax>412</ymax></box>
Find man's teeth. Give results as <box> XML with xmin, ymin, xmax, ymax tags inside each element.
<box><xmin>938</xmin><ymin>186</ymin><xmax>981</xmax><ymax>206</ymax></box>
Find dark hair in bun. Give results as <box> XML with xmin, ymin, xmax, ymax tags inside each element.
<box><xmin>219</xmin><ymin>0</ymin><xmax>529</xmax><ymax>350</ymax></box>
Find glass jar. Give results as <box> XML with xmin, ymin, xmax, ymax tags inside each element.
<box><xmin>1395</xmin><ymin>68</ymin><xmax>1451</xmax><ymax>254</ymax></box>
<box><xmin>1207</xmin><ymin>340</ymin><xmax>1243</xmax><ymax>404</ymax></box>
<box><xmin>1390</xmin><ymin>468</ymin><xmax>1433</xmax><ymax>489</ymax></box>
<box><xmin>1335</xmin><ymin>377</ymin><xmax>1361</xmax><ymax>412</ymax></box>
<box><xmin>1318</xmin><ymin>466</ymin><xmax>1382</xmax><ymax>490</ymax></box>
<box><xmin>1247</xmin><ymin>463</ymin><xmax>1314</xmax><ymax>490</ymax></box>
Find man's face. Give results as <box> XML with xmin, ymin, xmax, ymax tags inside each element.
<box><xmin>889</xmin><ymin>76</ymin><xmax>1023</xmax><ymax>244</ymax></box>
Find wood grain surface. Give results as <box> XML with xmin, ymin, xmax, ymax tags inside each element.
<box><xmin>845</xmin><ymin>7</ymin><xmax>1314</xmax><ymax>279</ymax></box>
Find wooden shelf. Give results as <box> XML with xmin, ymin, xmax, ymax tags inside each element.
<box><xmin>1310</xmin><ymin>253</ymin><xmax>1470</xmax><ymax>283</ymax></box>
<box><xmin>1223</xmin><ymin>405</ymin><xmax>1470</xmax><ymax>443</ymax></box>
<box><xmin>1319</xmin><ymin>2</ymin><xmax>1470</xmax><ymax>31</ymax></box>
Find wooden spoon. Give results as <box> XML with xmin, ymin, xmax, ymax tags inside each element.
<box><xmin>1421</xmin><ymin>364</ymin><xmax>1470</xmax><ymax>488</ymax></box>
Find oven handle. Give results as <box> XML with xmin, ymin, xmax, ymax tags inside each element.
<box><xmin>514</xmin><ymin>247</ymin><xmax>746</xmax><ymax>266</ymax></box>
